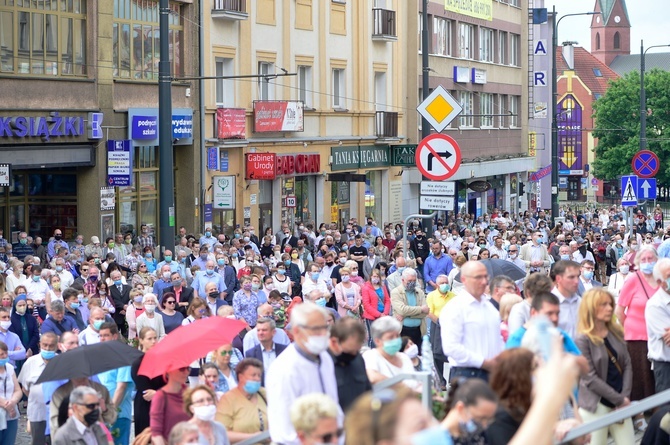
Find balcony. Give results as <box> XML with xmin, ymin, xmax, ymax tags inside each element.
<box><xmin>212</xmin><ymin>0</ymin><xmax>248</xmax><ymax>21</ymax></box>
<box><xmin>376</xmin><ymin>111</ymin><xmax>399</xmax><ymax>139</ymax></box>
<box><xmin>372</xmin><ymin>8</ymin><xmax>397</xmax><ymax>41</ymax></box>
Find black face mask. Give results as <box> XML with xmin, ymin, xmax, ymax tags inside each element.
<box><xmin>55</xmin><ymin>235</ymin><xmax>62</xmax><ymax>241</ymax></box>
<box><xmin>83</xmin><ymin>408</ymin><xmax>100</xmax><ymax>426</ymax></box>
<box><xmin>326</xmin><ymin>261</ymin><xmax>333</xmax><ymax>266</ymax></box>
<box><xmin>208</xmin><ymin>291</ymin><xmax>219</xmax><ymax>299</ymax></box>
<box><xmin>336</xmin><ymin>352</ymin><xmax>358</xmax><ymax>365</ymax></box>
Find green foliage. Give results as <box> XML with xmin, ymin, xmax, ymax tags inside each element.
<box><xmin>592</xmin><ymin>69</ymin><xmax>670</xmax><ymax>184</ymax></box>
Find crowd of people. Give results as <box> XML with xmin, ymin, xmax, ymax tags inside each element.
<box><xmin>1</xmin><ymin>206</ymin><xmax>670</xmax><ymax>444</ymax></box>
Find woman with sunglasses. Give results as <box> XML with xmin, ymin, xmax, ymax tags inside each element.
<box><xmin>216</xmin><ymin>358</ymin><xmax>267</xmax><ymax>443</ymax></box>
<box><xmin>159</xmin><ymin>292</ymin><xmax>184</xmax><ymax>335</ymax></box>
<box><xmin>131</xmin><ymin>327</ymin><xmax>164</xmax><ymax>436</ymax></box>
<box><xmin>150</xmin><ymin>366</ymin><xmax>191</xmax><ymax>445</ymax></box>
<box><xmin>210</xmin><ymin>344</ymin><xmax>238</xmax><ymax>395</ymax></box>
<box><xmin>184</xmin><ymin>385</ymin><xmax>230</xmax><ymax>445</ymax></box>
<box><xmin>291</xmin><ymin>393</ymin><xmax>341</xmax><ymax>445</ymax></box>
<box><xmin>132</xmin><ymin>262</ymin><xmax>156</xmax><ymax>289</ymax></box>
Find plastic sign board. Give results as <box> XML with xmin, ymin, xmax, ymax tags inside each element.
<box><xmin>632</xmin><ymin>150</ymin><xmax>660</xmax><ymax>179</ymax></box>
<box><xmin>420</xmin><ymin>196</ymin><xmax>455</xmax><ymax>211</ymax></box>
<box><xmin>638</xmin><ymin>178</ymin><xmax>657</xmax><ymax>200</ymax></box>
<box><xmin>285</xmin><ymin>195</ymin><xmax>297</xmax><ymax>208</ymax></box>
<box><xmin>415</xmin><ymin>134</ymin><xmax>462</xmax><ymax>181</ymax></box>
<box><xmin>420</xmin><ymin>181</ymin><xmax>455</xmax><ymax>196</ymax></box>
<box><xmin>416</xmin><ymin>85</ymin><xmax>463</xmax><ymax>133</ymax></box>
<box><xmin>621</xmin><ymin>175</ymin><xmax>638</xmax><ymax>207</ymax></box>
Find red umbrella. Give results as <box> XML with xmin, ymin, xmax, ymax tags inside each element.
<box><xmin>138</xmin><ymin>316</ymin><xmax>247</xmax><ymax>378</ymax></box>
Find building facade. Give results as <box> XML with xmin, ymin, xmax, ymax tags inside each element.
<box><xmin>203</xmin><ymin>0</ymin><xmax>408</xmax><ymax>235</ymax></box>
<box><xmin>0</xmin><ymin>0</ymin><xmax>200</xmax><ymax>245</ymax></box>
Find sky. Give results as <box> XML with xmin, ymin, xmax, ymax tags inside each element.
<box><xmin>544</xmin><ymin>0</ymin><xmax>669</xmax><ymax>53</ymax></box>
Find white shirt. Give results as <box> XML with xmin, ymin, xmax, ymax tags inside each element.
<box><xmin>362</xmin><ymin>349</ymin><xmax>420</xmax><ymax>390</ymax></box>
<box><xmin>56</xmin><ymin>270</ymin><xmax>74</xmax><ymax>290</ymax></box>
<box><xmin>580</xmin><ymin>277</ymin><xmax>594</xmax><ymax>292</ymax></box>
<box><xmin>17</xmin><ymin>355</ymin><xmax>48</xmax><ymax>422</ymax></box>
<box><xmin>301</xmin><ymin>278</ymin><xmax>330</xmax><ymax>298</ymax></box>
<box><xmin>266</xmin><ymin>343</ymin><xmax>342</xmax><ymax>445</ymax></box>
<box><xmin>552</xmin><ymin>287</ymin><xmax>581</xmax><ymax>339</ymax></box>
<box><xmin>645</xmin><ymin>287</ymin><xmax>670</xmax><ymax>362</ymax></box>
<box><xmin>260</xmin><ymin>344</ymin><xmax>278</xmax><ymax>374</ymax></box>
<box><xmin>507</xmin><ymin>256</ymin><xmax>526</xmax><ymax>271</ymax></box>
<box><xmin>507</xmin><ymin>300</ymin><xmax>531</xmax><ymax>334</ymax></box>
<box><xmin>489</xmin><ymin>245</ymin><xmax>508</xmax><ymax>260</ymax></box>
<box><xmin>78</xmin><ymin>327</ymin><xmax>100</xmax><ymax>346</ymax></box>
<box><xmin>571</xmin><ymin>250</ymin><xmax>595</xmax><ymax>264</ymax></box>
<box><xmin>5</xmin><ymin>274</ymin><xmax>26</xmax><ymax>293</ymax></box>
<box><xmin>440</xmin><ymin>290</ymin><xmax>504</xmax><ymax>368</ymax></box>
<box><xmin>26</xmin><ymin>278</ymin><xmax>49</xmax><ymax>306</ymax></box>
<box><xmin>607</xmin><ymin>272</ymin><xmax>630</xmax><ymax>302</ymax></box>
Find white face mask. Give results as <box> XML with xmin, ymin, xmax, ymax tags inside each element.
<box><xmin>192</xmin><ymin>404</ymin><xmax>216</xmax><ymax>422</ymax></box>
<box><xmin>619</xmin><ymin>265</ymin><xmax>630</xmax><ymax>274</ymax></box>
<box><xmin>304</xmin><ymin>334</ymin><xmax>329</xmax><ymax>355</ymax></box>
<box><xmin>0</xmin><ymin>321</ymin><xmax>10</xmax><ymax>331</ymax></box>
<box><xmin>405</xmin><ymin>344</ymin><xmax>419</xmax><ymax>359</ymax></box>
<box><xmin>144</xmin><ymin>304</ymin><xmax>156</xmax><ymax>313</ymax></box>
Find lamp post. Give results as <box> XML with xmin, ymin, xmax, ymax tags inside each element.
<box><xmin>551</xmin><ymin>8</ymin><xmax>599</xmax><ymax>226</ymax></box>
<box><xmin>640</xmin><ymin>40</ymin><xmax>670</xmax><ymax>151</ymax></box>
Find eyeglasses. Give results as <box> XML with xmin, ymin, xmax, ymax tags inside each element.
<box><xmin>81</xmin><ymin>268</ymin><xmax>89</xmax><ymax>272</ymax></box>
<box><xmin>139</xmin><ymin>265</ymin><xmax>147</xmax><ymax>268</ymax></box>
<box><xmin>315</xmin><ymin>429</ymin><xmax>344</xmax><ymax>444</ymax></box>
<box><xmin>191</xmin><ymin>397</ymin><xmax>215</xmax><ymax>406</ymax></box>
<box><xmin>165</xmin><ymin>300</ymin><xmax>176</xmax><ymax>305</ymax></box>
<box><xmin>219</xmin><ymin>350</ymin><xmax>234</xmax><ymax>356</ymax></box>
<box><xmin>76</xmin><ymin>402</ymin><xmax>100</xmax><ymax>410</ymax></box>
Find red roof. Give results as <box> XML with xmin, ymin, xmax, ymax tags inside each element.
<box><xmin>556</xmin><ymin>46</ymin><xmax>620</xmax><ymax>95</ymax></box>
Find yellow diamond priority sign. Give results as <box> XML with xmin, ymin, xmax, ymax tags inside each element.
<box><xmin>417</xmin><ymin>85</ymin><xmax>463</xmax><ymax>133</ymax></box>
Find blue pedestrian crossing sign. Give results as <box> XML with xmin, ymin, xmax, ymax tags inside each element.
<box><xmin>638</xmin><ymin>178</ymin><xmax>657</xmax><ymax>200</ymax></box>
<box><xmin>621</xmin><ymin>175</ymin><xmax>637</xmax><ymax>207</ymax></box>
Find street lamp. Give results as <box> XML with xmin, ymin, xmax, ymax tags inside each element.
<box><xmin>640</xmin><ymin>40</ymin><xmax>670</xmax><ymax>150</ymax></box>
<box><xmin>551</xmin><ymin>8</ymin><xmax>600</xmax><ymax>226</ymax></box>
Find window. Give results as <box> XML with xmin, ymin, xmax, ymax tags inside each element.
<box><xmin>374</xmin><ymin>72</ymin><xmax>386</xmax><ymax>111</ymax></box>
<box><xmin>595</xmin><ymin>32</ymin><xmax>600</xmax><ymax>50</ymax></box>
<box><xmin>480</xmin><ymin>93</ymin><xmax>494</xmax><ymax>127</ymax></box>
<box><xmin>499</xmin><ymin>95</ymin><xmax>508</xmax><ymax>127</ymax></box>
<box><xmin>614</xmin><ymin>32</ymin><xmax>620</xmax><ymax>49</ymax></box>
<box><xmin>431</xmin><ymin>17</ymin><xmax>452</xmax><ymax>56</ymax></box>
<box><xmin>215</xmin><ymin>57</ymin><xmax>234</xmax><ymax>107</ymax></box>
<box><xmin>498</xmin><ymin>31</ymin><xmax>508</xmax><ymax>64</ymax></box>
<box><xmin>0</xmin><ymin>1</ymin><xmax>87</xmax><ymax>75</ymax></box>
<box><xmin>113</xmin><ymin>0</ymin><xmax>182</xmax><ymax>80</ymax></box>
<box><xmin>479</xmin><ymin>27</ymin><xmax>494</xmax><ymax>62</ymax></box>
<box><xmin>510</xmin><ymin>33</ymin><xmax>520</xmax><ymax>66</ymax></box>
<box><xmin>332</xmin><ymin>68</ymin><xmax>345</xmax><ymax>108</ymax></box>
<box><xmin>593</xmin><ymin>68</ymin><xmax>602</xmax><ymax>77</ymax></box>
<box><xmin>509</xmin><ymin>95</ymin><xmax>520</xmax><ymax>127</ymax></box>
<box><xmin>508</xmin><ymin>0</ymin><xmax>519</xmax><ymax>6</ymax></box>
<box><xmin>458</xmin><ymin>91</ymin><xmax>473</xmax><ymax>127</ymax></box>
<box><xmin>298</xmin><ymin>65</ymin><xmax>313</xmax><ymax>108</ymax></box>
<box><xmin>258</xmin><ymin>62</ymin><xmax>275</xmax><ymax>100</ymax></box>
<box><xmin>459</xmin><ymin>23</ymin><xmax>474</xmax><ymax>59</ymax></box>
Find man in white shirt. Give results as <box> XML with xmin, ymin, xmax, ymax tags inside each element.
<box><xmin>505</xmin><ymin>245</ymin><xmax>526</xmax><ymax>272</ymax></box>
<box><xmin>243</xmin><ymin>304</ymin><xmax>290</xmax><ymax>354</ymax></box>
<box><xmin>488</xmin><ymin>236</ymin><xmax>508</xmax><ymax>260</ymax></box>
<box><xmin>301</xmin><ymin>263</ymin><xmax>332</xmax><ymax>300</ymax></box>
<box><xmin>26</xmin><ymin>265</ymin><xmax>49</xmax><ymax>315</ymax></box>
<box><xmin>266</xmin><ymin>303</ymin><xmax>341</xmax><ymax>445</ymax></box>
<box><xmin>646</xmin><ymin>258</ymin><xmax>670</xmax><ymax>393</ymax></box>
<box><xmin>550</xmin><ymin>260</ymin><xmax>582</xmax><ymax>339</ymax></box>
<box><xmin>440</xmin><ymin>261</ymin><xmax>504</xmax><ymax>382</ymax></box>
<box><xmin>78</xmin><ymin>308</ymin><xmax>107</xmax><ymax>346</ymax></box>
<box><xmin>53</xmin><ymin>257</ymin><xmax>74</xmax><ymax>291</ymax></box>
<box><xmin>570</xmin><ymin>239</ymin><xmax>595</xmax><ymax>264</ymax></box>
<box><xmin>18</xmin><ymin>332</ymin><xmax>58</xmax><ymax>445</ymax></box>
<box><xmin>444</xmin><ymin>230</ymin><xmax>463</xmax><ymax>251</ymax></box>
<box><xmin>519</xmin><ymin>231</ymin><xmax>551</xmax><ymax>275</ymax></box>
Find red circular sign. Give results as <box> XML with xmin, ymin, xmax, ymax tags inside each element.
<box><xmin>632</xmin><ymin>150</ymin><xmax>660</xmax><ymax>179</ymax></box>
<box><xmin>414</xmin><ymin>134</ymin><xmax>462</xmax><ymax>181</ymax></box>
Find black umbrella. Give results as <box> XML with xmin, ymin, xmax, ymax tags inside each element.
<box><xmin>37</xmin><ymin>341</ymin><xmax>143</xmax><ymax>384</ymax></box>
<box><xmin>454</xmin><ymin>258</ymin><xmax>526</xmax><ymax>282</ymax></box>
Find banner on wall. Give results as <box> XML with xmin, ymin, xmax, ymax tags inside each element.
<box><xmin>253</xmin><ymin>101</ymin><xmax>304</xmax><ymax>132</ymax></box>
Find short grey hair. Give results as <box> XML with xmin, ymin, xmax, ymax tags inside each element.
<box><xmin>256</xmin><ymin>317</ymin><xmax>277</xmax><ymax>330</ymax></box>
<box><xmin>401</xmin><ymin>268</ymin><xmax>417</xmax><ymax>279</ymax></box>
<box><xmin>291</xmin><ymin>302</ymin><xmax>329</xmax><ymax>328</ymax></box>
<box><xmin>50</xmin><ymin>300</ymin><xmax>65</xmax><ymax>313</ymax></box>
<box><xmin>436</xmin><ymin>274</ymin><xmax>449</xmax><ymax>284</ymax></box>
<box><xmin>370</xmin><ymin>316</ymin><xmax>402</xmax><ymax>340</ymax></box>
<box><xmin>168</xmin><ymin>421</ymin><xmax>200</xmax><ymax>445</ymax></box>
<box><xmin>142</xmin><ymin>293</ymin><xmax>158</xmax><ymax>304</ymax></box>
<box><xmin>69</xmin><ymin>386</ymin><xmax>99</xmax><ymax>407</ymax></box>
<box><xmin>652</xmin><ymin>258</ymin><xmax>670</xmax><ymax>282</ymax></box>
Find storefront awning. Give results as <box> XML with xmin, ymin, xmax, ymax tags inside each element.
<box><xmin>0</xmin><ymin>145</ymin><xmax>95</xmax><ymax>169</ymax></box>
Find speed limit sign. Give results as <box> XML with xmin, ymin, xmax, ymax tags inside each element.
<box><xmin>285</xmin><ymin>195</ymin><xmax>297</xmax><ymax>208</ymax></box>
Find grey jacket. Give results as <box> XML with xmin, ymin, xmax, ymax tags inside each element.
<box><xmin>575</xmin><ymin>331</ymin><xmax>632</xmax><ymax>413</ymax></box>
<box><xmin>53</xmin><ymin>417</ymin><xmax>110</xmax><ymax>445</ymax></box>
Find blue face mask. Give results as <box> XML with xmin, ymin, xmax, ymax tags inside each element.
<box><xmin>164</xmin><ymin>256</ymin><xmax>172</xmax><ymax>262</ymax></box>
<box><xmin>93</xmin><ymin>320</ymin><xmax>105</xmax><ymax>330</ymax></box>
<box><xmin>560</xmin><ymin>254</ymin><xmax>571</xmax><ymax>261</ymax></box>
<box><xmin>0</xmin><ymin>358</ymin><xmax>9</xmax><ymax>366</ymax></box>
<box><xmin>311</xmin><ymin>272</ymin><xmax>320</xmax><ymax>282</ymax></box>
<box><xmin>382</xmin><ymin>337</ymin><xmax>402</xmax><ymax>356</ymax></box>
<box><xmin>278</xmin><ymin>269</ymin><xmax>286</xmax><ymax>275</ymax></box>
<box><xmin>70</xmin><ymin>302</ymin><xmax>80</xmax><ymax>310</ymax></box>
<box><xmin>206</xmin><ymin>269</ymin><xmax>214</xmax><ymax>275</ymax></box>
<box><xmin>284</xmin><ymin>260</ymin><xmax>291</xmax><ymax>267</ymax></box>
<box><xmin>244</xmin><ymin>380</ymin><xmax>261</xmax><ymax>394</ymax></box>
<box><xmin>315</xmin><ymin>298</ymin><xmax>327</xmax><ymax>307</ymax></box>
<box><xmin>217</xmin><ymin>259</ymin><xmax>225</xmax><ymax>266</ymax></box>
<box><xmin>205</xmin><ymin>232</ymin><xmax>212</xmax><ymax>238</ymax></box>
<box><xmin>40</xmin><ymin>350</ymin><xmax>56</xmax><ymax>360</ymax></box>
<box><xmin>438</xmin><ymin>283</ymin><xmax>451</xmax><ymax>294</ymax></box>
<box><xmin>640</xmin><ymin>262</ymin><xmax>656</xmax><ymax>275</ymax></box>
<box><xmin>114</xmin><ymin>279</ymin><xmax>122</xmax><ymax>286</ymax></box>
<box><xmin>583</xmin><ymin>271</ymin><xmax>594</xmax><ymax>280</ymax></box>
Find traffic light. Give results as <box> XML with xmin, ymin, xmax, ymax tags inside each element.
<box><xmin>519</xmin><ymin>183</ymin><xmax>526</xmax><ymax>196</ymax></box>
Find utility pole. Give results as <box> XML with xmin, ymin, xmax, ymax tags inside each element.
<box><xmin>421</xmin><ymin>0</ymin><xmax>433</xmax><ymax>233</ymax></box>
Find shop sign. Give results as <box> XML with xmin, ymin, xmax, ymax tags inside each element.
<box><xmin>213</xmin><ymin>176</ymin><xmax>235</xmax><ymax>210</ymax></box>
<box><xmin>207</xmin><ymin>148</ymin><xmax>218</xmax><ymax>170</ymax></box>
<box><xmin>131</xmin><ymin>116</ymin><xmax>158</xmax><ymax>140</ymax></box>
<box><xmin>216</xmin><ymin>108</ymin><xmax>246</xmax><ymax>139</ymax></box>
<box><xmin>253</xmin><ymin>101</ymin><xmax>304</xmax><ymax>133</ymax></box>
<box><xmin>330</xmin><ymin>146</ymin><xmax>390</xmax><ymax>171</ymax></box>
<box><xmin>445</xmin><ymin>0</ymin><xmax>492</xmax><ymax>21</ymax></box>
<box><xmin>219</xmin><ymin>150</ymin><xmax>229</xmax><ymax>172</ymax></box>
<box><xmin>472</xmin><ymin>68</ymin><xmax>487</xmax><ymax>85</ymax></box>
<box><xmin>106</xmin><ymin>140</ymin><xmax>132</xmax><ymax>187</ymax></box>
<box><xmin>0</xmin><ymin>113</ymin><xmax>86</xmax><ymax>140</ymax></box>
<box><xmin>468</xmin><ymin>181</ymin><xmax>492</xmax><ymax>193</ymax></box>
<box><xmin>391</xmin><ymin>145</ymin><xmax>417</xmax><ymax>167</ymax></box>
<box><xmin>246</xmin><ymin>153</ymin><xmax>277</xmax><ymax>180</ymax></box>
<box><xmin>172</xmin><ymin>115</ymin><xmax>193</xmax><ymax>139</ymax></box>
<box><xmin>88</xmin><ymin>112</ymin><xmax>104</xmax><ymax>139</ymax></box>
<box><xmin>128</xmin><ymin>108</ymin><xmax>194</xmax><ymax>145</ymax></box>
<box><xmin>277</xmin><ymin>154</ymin><xmax>320</xmax><ymax>176</ymax></box>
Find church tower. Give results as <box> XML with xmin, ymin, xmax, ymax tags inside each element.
<box><xmin>590</xmin><ymin>0</ymin><xmax>631</xmax><ymax>66</ymax></box>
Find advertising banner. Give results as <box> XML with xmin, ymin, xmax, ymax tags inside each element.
<box><xmin>216</xmin><ymin>108</ymin><xmax>246</xmax><ymax>139</ymax></box>
<box><xmin>253</xmin><ymin>101</ymin><xmax>304</xmax><ymax>132</ymax></box>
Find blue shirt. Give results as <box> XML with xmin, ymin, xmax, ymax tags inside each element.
<box><xmin>0</xmin><ymin>329</ymin><xmax>26</xmax><ymax>364</ymax></box>
<box><xmin>199</xmin><ymin>236</ymin><xmax>216</xmax><ymax>251</ymax></box>
<box><xmin>98</xmin><ymin>365</ymin><xmax>134</xmax><ymax>420</ymax></box>
<box><xmin>403</xmin><ymin>291</ymin><xmax>421</xmax><ymax>328</ymax></box>
<box><xmin>155</xmin><ymin>261</ymin><xmax>180</xmax><ymax>275</ymax></box>
<box><xmin>153</xmin><ymin>278</ymin><xmax>173</xmax><ymax>301</ymax></box>
<box><xmin>506</xmin><ymin>326</ymin><xmax>582</xmax><ymax>355</ymax></box>
<box><xmin>423</xmin><ymin>254</ymin><xmax>454</xmax><ymax>292</ymax></box>
<box><xmin>192</xmin><ymin>272</ymin><xmax>225</xmax><ymax>297</ymax></box>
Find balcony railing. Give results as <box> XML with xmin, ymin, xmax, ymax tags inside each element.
<box><xmin>376</xmin><ymin>111</ymin><xmax>399</xmax><ymax>139</ymax></box>
<box><xmin>372</xmin><ymin>8</ymin><xmax>397</xmax><ymax>41</ymax></box>
<box><xmin>212</xmin><ymin>0</ymin><xmax>248</xmax><ymax>20</ymax></box>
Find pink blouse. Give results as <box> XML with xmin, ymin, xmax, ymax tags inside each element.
<box><xmin>617</xmin><ymin>270</ymin><xmax>659</xmax><ymax>341</ymax></box>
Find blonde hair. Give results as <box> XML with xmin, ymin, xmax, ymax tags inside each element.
<box><xmin>499</xmin><ymin>293</ymin><xmax>522</xmax><ymax>323</ymax></box>
<box><xmin>577</xmin><ymin>288</ymin><xmax>623</xmax><ymax>345</ymax></box>
<box><xmin>290</xmin><ymin>393</ymin><xmax>339</xmax><ymax>436</ymax></box>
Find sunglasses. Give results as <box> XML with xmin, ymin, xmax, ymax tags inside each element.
<box><xmin>139</xmin><ymin>265</ymin><xmax>147</xmax><ymax>268</ymax></box>
<box><xmin>77</xmin><ymin>402</ymin><xmax>100</xmax><ymax>410</ymax></box>
<box><xmin>165</xmin><ymin>300</ymin><xmax>176</xmax><ymax>305</ymax></box>
<box><xmin>220</xmin><ymin>350</ymin><xmax>234</xmax><ymax>356</ymax></box>
<box><xmin>315</xmin><ymin>429</ymin><xmax>344</xmax><ymax>444</ymax></box>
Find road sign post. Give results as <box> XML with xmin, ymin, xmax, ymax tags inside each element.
<box><xmin>621</xmin><ymin>175</ymin><xmax>638</xmax><ymax>207</ymax></box>
<box><xmin>632</xmin><ymin>150</ymin><xmax>660</xmax><ymax>178</ymax></box>
<box><xmin>416</xmin><ymin>86</ymin><xmax>463</xmax><ymax>133</ymax></box>
<box><xmin>638</xmin><ymin>178</ymin><xmax>657</xmax><ymax>200</ymax></box>
<box><xmin>415</xmin><ymin>134</ymin><xmax>462</xmax><ymax>181</ymax></box>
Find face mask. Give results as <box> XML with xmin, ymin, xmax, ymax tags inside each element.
<box><xmin>284</xmin><ymin>260</ymin><xmax>291</xmax><ymax>267</ymax></box>
<box><xmin>235</xmin><ymin>233</ymin><xmax>241</xmax><ymax>239</ymax></box>
<box><xmin>291</xmin><ymin>253</ymin><xmax>299</xmax><ymax>259</ymax></box>
<box><xmin>145</xmin><ymin>252</ymin><xmax>152</xmax><ymax>258</ymax></box>
<box><xmin>93</xmin><ymin>320</ymin><xmax>105</xmax><ymax>330</ymax></box>
<box><xmin>619</xmin><ymin>265</ymin><xmax>629</xmax><ymax>274</ymax></box>
<box><xmin>341</xmin><ymin>275</ymin><xmax>350</xmax><ymax>283</ymax></box>
<box><xmin>32</xmin><ymin>275</ymin><xmax>40</xmax><ymax>282</ymax></box>
<box><xmin>89</xmin><ymin>275</ymin><xmax>98</xmax><ymax>281</ymax></box>
<box><xmin>52</xmin><ymin>282</ymin><xmax>61</xmax><ymax>291</ymax></box>
<box><xmin>315</xmin><ymin>298</ymin><xmax>327</xmax><ymax>307</ymax></box>
<box><xmin>640</xmin><ymin>262</ymin><xmax>656</xmax><ymax>274</ymax></box>
<box><xmin>125</xmin><ymin>239</ymin><xmax>131</xmax><ymax>244</ymax></box>
<box><xmin>439</xmin><ymin>283</ymin><xmax>451</xmax><ymax>294</ymax></box>
<box><xmin>192</xmin><ymin>404</ymin><xmax>217</xmax><ymax>421</ymax></box>
<box><xmin>304</xmin><ymin>334</ymin><xmax>330</xmax><ymax>355</ymax></box>
<box><xmin>206</xmin><ymin>269</ymin><xmax>214</xmax><ymax>275</ymax></box>
<box><xmin>217</xmin><ymin>258</ymin><xmax>226</xmax><ymax>266</ymax></box>
<box><xmin>144</xmin><ymin>304</ymin><xmax>156</xmax><ymax>313</ymax></box>
<box><xmin>205</xmin><ymin>231</ymin><xmax>212</xmax><ymax>238</ymax></box>
<box><xmin>208</xmin><ymin>291</ymin><xmax>219</xmax><ymax>299</ymax></box>
<box><xmin>459</xmin><ymin>419</ymin><xmax>483</xmax><ymax>438</ymax></box>
<box><xmin>0</xmin><ymin>321</ymin><xmax>10</xmax><ymax>331</ymax></box>
<box><xmin>337</xmin><ymin>352</ymin><xmax>358</xmax><ymax>364</ymax></box>
<box><xmin>251</xmin><ymin>283</ymin><xmax>260</xmax><ymax>291</ymax></box>
<box><xmin>172</xmin><ymin>279</ymin><xmax>182</xmax><ymax>288</ymax></box>
<box><xmin>405</xmin><ymin>343</ymin><xmax>419</xmax><ymax>359</ymax></box>
<box><xmin>15</xmin><ymin>306</ymin><xmax>26</xmax><ymax>316</ymax></box>
<box><xmin>382</xmin><ymin>337</ymin><xmax>402</xmax><ymax>356</ymax></box>
<box><xmin>560</xmin><ymin>254</ymin><xmax>571</xmax><ymax>261</ymax></box>
<box><xmin>108</xmin><ymin>242</ymin><xmax>115</xmax><ymax>248</ymax></box>
<box><xmin>583</xmin><ymin>271</ymin><xmax>594</xmax><ymax>280</ymax></box>
<box><xmin>631</xmin><ymin>245</ymin><xmax>639</xmax><ymax>251</ymax></box>
<box><xmin>0</xmin><ymin>358</ymin><xmax>8</xmax><ymax>366</ymax></box>
<box><xmin>70</xmin><ymin>302</ymin><xmax>80</xmax><ymax>310</ymax></box>
<box><xmin>342</xmin><ymin>245</ymin><xmax>348</xmax><ymax>251</ymax></box>
<box><xmin>19</xmin><ymin>239</ymin><xmax>27</xmax><ymax>245</ymax></box>
<box><xmin>164</xmin><ymin>256</ymin><xmax>172</xmax><ymax>262</ymax></box>
<box><xmin>510</xmin><ymin>253</ymin><xmax>518</xmax><ymax>259</ymax></box>
<box><xmin>277</xmin><ymin>269</ymin><xmax>286</xmax><ymax>275</ymax></box>
<box><xmin>371</xmin><ymin>277</ymin><xmax>380</xmax><ymax>285</ymax></box>
<box><xmin>339</xmin><ymin>257</ymin><xmax>347</xmax><ymax>265</ymax></box>
<box><xmin>99</xmin><ymin>291</ymin><xmax>106</xmax><ymax>296</ymax></box>
<box><xmin>162</xmin><ymin>271</ymin><xmax>171</xmax><ymax>280</ymax></box>
<box><xmin>616</xmin><ymin>239</ymin><xmax>622</xmax><ymax>245</ymax></box>
<box><xmin>134</xmin><ymin>296</ymin><xmax>143</xmax><ymax>304</ymax></box>
<box><xmin>350</xmin><ymin>270</ymin><xmax>358</xmax><ymax>277</ymax></box>
<box><xmin>243</xmin><ymin>237</ymin><xmax>250</xmax><ymax>243</ymax></box>
<box><xmin>40</xmin><ymin>350</ymin><xmax>56</xmax><ymax>360</ymax></box>
<box><xmin>405</xmin><ymin>281</ymin><xmax>416</xmax><ymax>292</ymax></box>
<box><xmin>478</xmin><ymin>243</ymin><xmax>486</xmax><ymax>248</ymax></box>
<box><xmin>114</xmin><ymin>279</ymin><xmax>122</xmax><ymax>286</ymax></box>
<box><xmin>238</xmin><ymin>380</ymin><xmax>262</xmax><ymax>397</ymax></box>
<box><xmin>243</xmin><ymin>283</ymin><xmax>252</xmax><ymax>291</ymax></box>
<box><xmin>77</xmin><ymin>239</ymin><xmax>84</xmax><ymax>244</ymax></box>
<box><xmin>55</xmin><ymin>266</ymin><xmax>63</xmax><ymax>272</ymax></box>
<box><xmin>83</xmin><ymin>408</ymin><xmax>101</xmax><ymax>426</ymax></box>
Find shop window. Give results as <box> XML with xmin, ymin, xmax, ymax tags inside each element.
<box><xmin>116</xmin><ymin>146</ymin><xmax>158</xmax><ymax>237</ymax></box>
<box><xmin>112</xmin><ymin>0</ymin><xmax>182</xmax><ymax>79</ymax></box>
<box><xmin>0</xmin><ymin>1</ymin><xmax>87</xmax><ymax>75</ymax></box>
<box><xmin>119</xmin><ymin>200</ymin><xmax>137</xmax><ymax>235</ymax></box>
<box><xmin>365</xmin><ymin>171</ymin><xmax>382</xmax><ymax>221</ymax></box>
